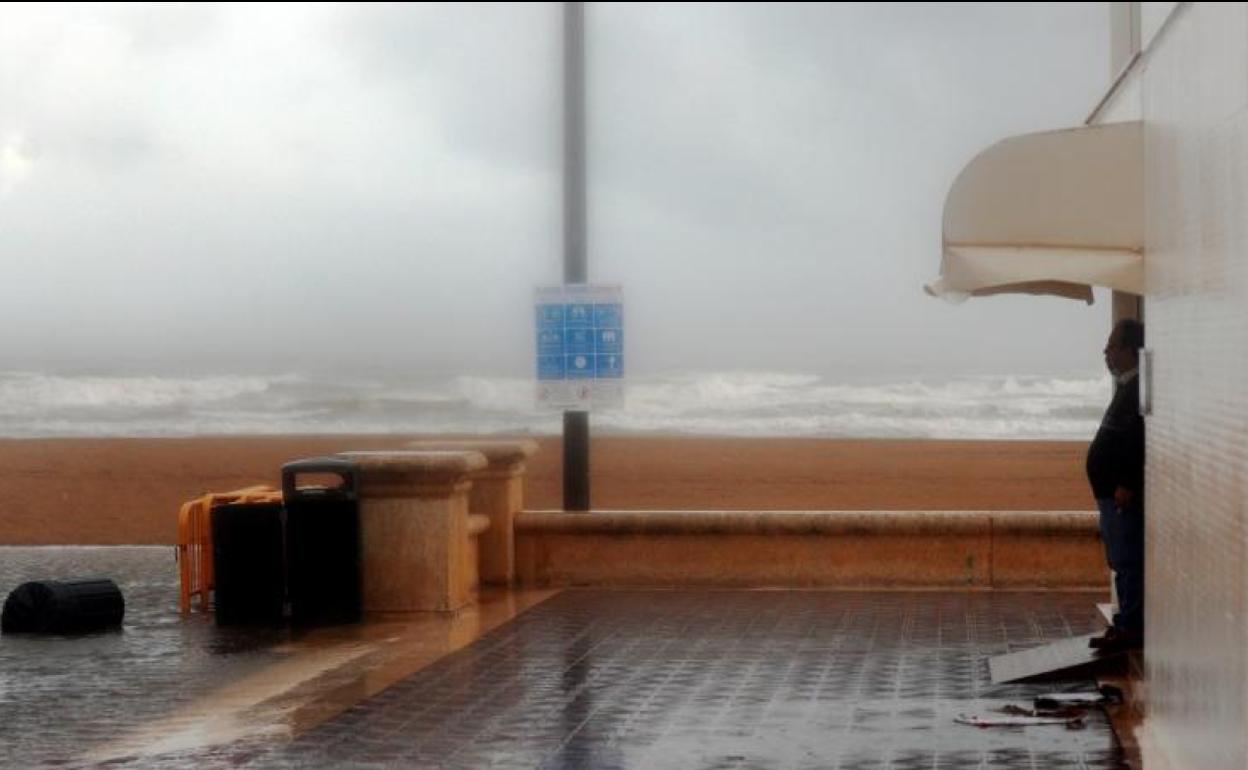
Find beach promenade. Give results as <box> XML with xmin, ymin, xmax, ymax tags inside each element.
<box><xmin>0</xmin><ymin>438</ymin><xmax>1122</xmax><ymax>768</ymax></box>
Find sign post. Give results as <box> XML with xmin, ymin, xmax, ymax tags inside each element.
<box><xmin>561</xmin><ymin>1</ymin><xmax>590</xmax><ymax>511</ymax></box>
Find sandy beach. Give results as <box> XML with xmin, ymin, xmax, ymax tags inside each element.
<box><xmin>0</xmin><ymin>436</ymin><xmax>1092</xmax><ymax>545</ymax></box>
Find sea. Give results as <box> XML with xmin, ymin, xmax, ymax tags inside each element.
<box><xmin>0</xmin><ymin>369</ymin><xmax>1110</xmax><ymax>440</ymax></box>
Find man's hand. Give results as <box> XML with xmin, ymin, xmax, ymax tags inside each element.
<box><xmin>1114</xmin><ymin>486</ymin><xmax>1134</xmax><ymax>511</ymax></box>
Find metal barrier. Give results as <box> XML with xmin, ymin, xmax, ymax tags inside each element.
<box><xmin>176</xmin><ymin>486</ymin><xmax>282</xmax><ymax>613</ymax></box>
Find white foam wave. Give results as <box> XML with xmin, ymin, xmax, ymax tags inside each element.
<box><xmin>0</xmin><ymin>369</ymin><xmax>1109</xmax><ymax>439</ymax></box>
<box><xmin>0</xmin><ymin>372</ymin><xmax>297</xmax><ymax>415</ymax></box>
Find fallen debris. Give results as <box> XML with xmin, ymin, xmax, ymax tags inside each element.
<box><xmin>1033</xmin><ymin>684</ymin><xmax>1124</xmax><ymax>710</ymax></box>
<box><xmin>955</xmin><ymin>713</ymin><xmax>1085</xmax><ymax>729</ymax></box>
<box><xmin>1000</xmin><ymin>704</ymin><xmax>1087</xmax><ymax>720</ymax></box>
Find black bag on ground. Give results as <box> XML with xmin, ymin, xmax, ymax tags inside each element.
<box><xmin>1</xmin><ymin>578</ymin><xmax>125</xmax><ymax>634</ymax></box>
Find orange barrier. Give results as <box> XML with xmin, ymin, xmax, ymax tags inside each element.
<box><xmin>177</xmin><ymin>486</ymin><xmax>283</xmax><ymax>613</ymax></box>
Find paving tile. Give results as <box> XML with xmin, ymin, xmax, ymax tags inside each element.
<box><xmin>201</xmin><ymin>589</ymin><xmax>1125</xmax><ymax>770</ymax></box>
<box><xmin>2</xmin><ymin>549</ymin><xmax>1126</xmax><ymax>769</ymax></box>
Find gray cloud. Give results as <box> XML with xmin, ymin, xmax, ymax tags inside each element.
<box><xmin>1</xmin><ymin>3</ymin><xmax>1111</xmax><ymax>379</ymax></box>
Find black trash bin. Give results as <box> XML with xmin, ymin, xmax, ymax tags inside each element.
<box><xmin>282</xmin><ymin>458</ymin><xmax>362</xmax><ymax>626</ymax></box>
<box><xmin>1</xmin><ymin>578</ymin><xmax>125</xmax><ymax>634</ymax></box>
<box><xmin>211</xmin><ymin>500</ymin><xmax>285</xmax><ymax>626</ymax></box>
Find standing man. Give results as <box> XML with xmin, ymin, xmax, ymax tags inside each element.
<box><xmin>1087</xmin><ymin>319</ymin><xmax>1146</xmax><ymax>651</ymax></box>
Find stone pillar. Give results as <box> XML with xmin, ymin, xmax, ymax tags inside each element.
<box><xmin>406</xmin><ymin>440</ymin><xmax>538</xmax><ymax>586</ymax></box>
<box><xmin>337</xmin><ymin>450</ymin><xmax>487</xmax><ymax>613</ymax></box>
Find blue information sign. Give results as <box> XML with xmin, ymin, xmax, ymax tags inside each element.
<box><xmin>535</xmin><ymin>285</ymin><xmax>624</xmax><ymax>407</ymax></box>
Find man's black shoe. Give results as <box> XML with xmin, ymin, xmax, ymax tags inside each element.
<box><xmin>1088</xmin><ymin>627</ymin><xmax>1121</xmax><ymax>648</ymax></box>
<box><xmin>1089</xmin><ymin>627</ymin><xmax>1142</xmax><ymax>651</ymax></box>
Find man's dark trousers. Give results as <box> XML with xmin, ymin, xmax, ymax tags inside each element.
<box><xmin>1097</xmin><ymin>497</ymin><xmax>1144</xmax><ymax>633</ymax></box>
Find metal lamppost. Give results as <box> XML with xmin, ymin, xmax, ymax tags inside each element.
<box><xmin>562</xmin><ymin>1</ymin><xmax>590</xmax><ymax>511</ymax></box>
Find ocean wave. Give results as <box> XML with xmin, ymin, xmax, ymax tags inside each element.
<box><xmin>0</xmin><ymin>369</ymin><xmax>1109</xmax><ymax>439</ymax></box>
<box><xmin>0</xmin><ymin>372</ymin><xmax>295</xmax><ymax>414</ymax></box>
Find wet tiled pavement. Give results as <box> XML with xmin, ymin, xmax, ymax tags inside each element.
<box><xmin>1</xmin><ymin>548</ymin><xmax>1125</xmax><ymax>769</ymax></box>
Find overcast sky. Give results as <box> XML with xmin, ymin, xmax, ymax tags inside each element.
<box><xmin>0</xmin><ymin>2</ymin><xmax>1112</xmax><ymax>379</ymax></box>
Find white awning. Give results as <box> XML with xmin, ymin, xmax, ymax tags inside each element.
<box><xmin>925</xmin><ymin>121</ymin><xmax>1144</xmax><ymax>304</ymax></box>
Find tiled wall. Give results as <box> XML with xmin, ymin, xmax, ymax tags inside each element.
<box><xmin>1142</xmin><ymin>3</ymin><xmax>1248</xmax><ymax>768</ymax></box>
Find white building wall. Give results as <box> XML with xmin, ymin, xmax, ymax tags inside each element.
<box><xmin>1142</xmin><ymin>2</ymin><xmax>1180</xmax><ymax>49</ymax></box>
<box><xmin>1111</xmin><ymin>2</ymin><xmax>1141</xmax><ymax>75</ymax></box>
<box><xmin>1140</xmin><ymin>3</ymin><xmax>1248</xmax><ymax>767</ymax></box>
<box><xmin>1096</xmin><ymin>74</ymin><xmax>1142</xmax><ymax>123</ymax></box>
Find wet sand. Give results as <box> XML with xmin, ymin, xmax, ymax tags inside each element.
<box><xmin>0</xmin><ymin>436</ymin><xmax>1092</xmax><ymax>545</ymax></box>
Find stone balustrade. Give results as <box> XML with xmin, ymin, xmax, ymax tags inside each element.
<box><xmin>337</xmin><ymin>450</ymin><xmax>487</xmax><ymax>612</ymax></box>
<box><xmin>515</xmin><ymin>510</ymin><xmax>1104</xmax><ymax>589</ymax></box>
<box><xmin>404</xmin><ymin>440</ymin><xmax>538</xmax><ymax>587</ymax></box>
